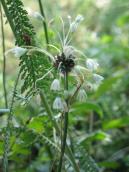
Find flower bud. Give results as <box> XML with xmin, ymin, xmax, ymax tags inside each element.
<box><xmin>50</xmin><ymin>79</ymin><xmax>61</xmax><ymax>91</ymax></box>
<box><xmin>86</xmin><ymin>58</ymin><xmax>99</xmax><ymax>71</ymax></box>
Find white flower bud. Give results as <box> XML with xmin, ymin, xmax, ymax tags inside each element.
<box><xmin>86</xmin><ymin>58</ymin><xmax>99</xmax><ymax>71</ymax></box>
<box><xmin>53</xmin><ymin>97</ymin><xmax>67</xmax><ymax>111</ymax></box>
<box><xmin>77</xmin><ymin>89</ymin><xmax>87</xmax><ymax>102</ymax></box>
<box><xmin>70</xmin><ymin>14</ymin><xmax>84</xmax><ymax>32</ymax></box>
<box><xmin>50</xmin><ymin>79</ymin><xmax>61</xmax><ymax>91</ymax></box>
<box><xmin>93</xmin><ymin>74</ymin><xmax>104</xmax><ymax>83</ymax></box>
<box><xmin>11</xmin><ymin>46</ymin><xmax>27</xmax><ymax>58</ymax></box>
<box><xmin>75</xmin><ymin>14</ymin><xmax>84</xmax><ymax>23</ymax></box>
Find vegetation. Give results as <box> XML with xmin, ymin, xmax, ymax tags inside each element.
<box><xmin>0</xmin><ymin>0</ymin><xmax>129</xmax><ymax>172</ymax></box>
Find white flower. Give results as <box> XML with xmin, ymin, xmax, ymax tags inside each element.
<box><xmin>50</xmin><ymin>79</ymin><xmax>61</xmax><ymax>91</ymax></box>
<box><xmin>86</xmin><ymin>58</ymin><xmax>99</xmax><ymax>71</ymax></box>
<box><xmin>77</xmin><ymin>89</ymin><xmax>87</xmax><ymax>102</ymax></box>
<box><xmin>70</xmin><ymin>14</ymin><xmax>84</xmax><ymax>32</ymax></box>
<box><xmin>32</xmin><ymin>12</ymin><xmax>44</xmax><ymax>21</ymax></box>
<box><xmin>53</xmin><ymin>97</ymin><xmax>67</xmax><ymax>111</ymax></box>
<box><xmin>63</xmin><ymin>46</ymin><xmax>74</xmax><ymax>58</ymax></box>
<box><xmin>10</xmin><ymin>46</ymin><xmax>27</xmax><ymax>58</ymax></box>
<box><xmin>75</xmin><ymin>14</ymin><xmax>84</xmax><ymax>23</ymax></box>
<box><xmin>93</xmin><ymin>74</ymin><xmax>104</xmax><ymax>83</ymax></box>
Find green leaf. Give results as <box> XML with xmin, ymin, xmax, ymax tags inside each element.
<box><xmin>71</xmin><ymin>102</ymin><xmax>103</xmax><ymax>118</ymax></box>
<box><xmin>103</xmin><ymin>116</ymin><xmax>129</xmax><ymax>130</ymax></box>
<box><xmin>28</xmin><ymin>116</ymin><xmax>44</xmax><ymax>133</ymax></box>
<box><xmin>0</xmin><ymin>141</ymin><xmax>4</xmax><ymax>155</ymax></box>
<box><xmin>78</xmin><ymin>131</ymin><xmax>110</xmax><ymax>144</ymax></box>
<box><xmin>99</xmin><ymin>161</ymin><xmax>120</xmax><ymax>169</ymax></box>
<box><xmin>94</xmin><ymin>70</ymin><xmax>126</xmax><ymax>98</ymax></box>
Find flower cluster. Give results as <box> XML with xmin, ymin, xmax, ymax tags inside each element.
<box><xmin>6</xmin><ymin>14</ymin><xmax>104</xmax><ymax>111</ymax></box>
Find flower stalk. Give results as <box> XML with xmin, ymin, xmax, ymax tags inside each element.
<box><xmin>58</xmin><ymin>71</ymin><xmax>69</xmax><ymax>172</ymax></box>
<box><xmin>38</xmin><ymin>0</ymin><xmax>49</xmax><ymax>49</ymax></box>
<box><xmin>0</xmin><ymin>4</ymin><xmax>8</xmax><ymax>108</ymax></box>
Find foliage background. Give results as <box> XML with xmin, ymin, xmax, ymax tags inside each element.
<box><xmin>0</xmin><ymin>0</ymin><xmax>129</xmax><ymax>171</ymax></box>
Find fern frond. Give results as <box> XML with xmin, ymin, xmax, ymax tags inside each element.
<box><xmin>5</xmin><ymin>0</ymin><xmax>50</xmax><ymax>96</ymax></box>
<box><xmin>65</xmin><ymin>145</ymin><xmax>100</xmax><ymax>172</ymax></box>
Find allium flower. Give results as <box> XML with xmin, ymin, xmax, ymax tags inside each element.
<box><xmin>70</xmin><ymin>14</ymin><xmax>84</xmax><ymax>32</ymax></box>
<box><xmin>50</xmin><ymin>79</ymin><xmax>61</xmax><ymax>91</ymax></box>
<box><xmin>75</xmin><ymin>15</ymin><xmax>84</xmax><ymax>23</ymax></box>
<box><xmin>93</xmin><ymin>74</ymin><xmax>104</xmax><ymax>83</ymax></box>
<box><xmin>53</xmin><ymin>97</ymin><xmax>67</xmax><ymax>111</ymax></box>
<box><xmin>77</xmin><ymin>89</ymin><xmax>87</xmax><ymax>102</ymax></box>
<box><xmin>8</xmin><ymin>46</ymin><xmax>27</xmax><ymax>58</ymax></box>
<box><xmin>86</xmin><ymin>58</ymin><xmax>99</xmax><ymax>71</ymax></box>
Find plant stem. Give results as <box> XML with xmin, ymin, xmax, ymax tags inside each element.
<box><xmin>38</xmin><ymin>0</ymin><xmax>49</xmax><ymax>49</ymax></box>
<box><xmin>3</xmin><ymin>72</ymin><xmax>20</xmax><ymax>172</ymax></box>
<box><xmin>0</xmin><ymin>4</ymin><xmax>8</xmax><ymax>108</ymax></box>
<box><xmin>39</xmin><ymin>90</ymin><xmax>59</xmax><ymax>131</ymax></box>
<box><xmin>40</xmin><ymin>90</ymin><xmax>80</xmax><ymax>172</ymax></box>
<box><xmin>58</xmin><ymin>72</ymin><xmax>69</xmax><ymax>172</ymax></box>
<box><xmin>1</xmin><ymin>0</ymin><xmax>17</xmax><ymax>38</ymax></box>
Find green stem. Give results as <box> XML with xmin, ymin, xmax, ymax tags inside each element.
<box><xmin>40</xmin><ymin>90</ymin><xmax>80</xmax><ymax>172</ymax></box>
<box><xmin>3</xmin><ymin>72</ymin><xmax>20</xmax><ymax>172</ymax></box>
<box><xmin>1</xmin><ymin>0</ymin><xmax>17</xmax><ymax>38</ymax></box>
<box><xmin>38</xmin><ymin>0</ymin><xmax>49</xmax><ymax>49</ymax></box>
<box><xmin>0</xmin><ymin>4</ymin><xmax>8</xmax><ymax>108</ymax></box>
<box><xmin>58</xmin><ymin>72</ymin><xmax>69</xmax><ymax>172</ymax></box>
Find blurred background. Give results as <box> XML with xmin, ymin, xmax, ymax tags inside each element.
<box><xmin>0</xmin><ymin>0</ymin><xmax>129</xmax><ymax>171</ymax></box>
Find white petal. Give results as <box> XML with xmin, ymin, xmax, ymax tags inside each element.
<box><xmin>63</xmin><ymin>46</ymin><xmax>74</xmax><ymax>58</ymax></box>
<box><xmin>50</xmin><ymin>79</ymin><xmax>61</xmax><ymax>91</ymax></box>
<box><xmin>75</xmin><ymin>15</ymin><xmax>84</xmax><ymax>23</ymax></box>
<box><xmin>53</xmin><ymin>97</ymin><xmax>63</xmax><ymax>110</ymax></box>
<box><xmin>93</xmin><ymin>74</ymin><xmax>104</xmax><ymax>83</ymax></box>
<box><xmin>12</xmin><ymin>46</ymin><xmax>27</xmax><ymax>58</ymax></box>
<box><xmin>77</xmin><ymin>89</ymin><xmax>87</xmax><ymax>102</ymax></box>
<box><xmin>70</xmin><ymin>14</ymin><xmax>84</xmax><ymax>32</ymax></box>
<box><xmin>86</xmin><ymin>58</ymin><xmax>99</xmax><ymax>71</ymax></box>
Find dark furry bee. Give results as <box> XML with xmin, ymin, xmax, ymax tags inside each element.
<box><xmin>54</xmin><ymin>52</ymin><xmax>75</xmax><ymax>73</ymax></box>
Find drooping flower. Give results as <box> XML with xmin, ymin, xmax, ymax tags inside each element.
<box><xmin>32</xmin><ymin>12</ymin><xmax>44</xmax><ymax>21</ymax></box>
<box><xmin>7</xmin><ymin>46</ymin><xmax>27</xmax><ymax>58</ymax></box>
<box><xmin>50</xmin><ymin>79</ymin><xmax>61</xmax><ymax>91</ymax></box>
<box><xmin>77</xmin><ymin>89</ymin><xmax>87</xmax><ymax>102</ymax></box>
<box><xmin>70</xmin><ymin>14</ymin><xmax>84</xmax><ymax>32</ymax></box>
<box><xmin>86</xmin><ymin>58</ymin><xmax>99</xmax><ymax>71</ymax></box>
<box><xmin>93</xmin><ymin>74</ymin><xmax>104</xmax><ymax>83</ymax></box>
<box><xmin>75</xmin><ymin>15</ymin><xmax>84</xmax><ymax>23</ymax></box>
<box><xmin>53</xmin><ymin>97</ymin><xmax>67</xmax><ymax>111</ymax></box>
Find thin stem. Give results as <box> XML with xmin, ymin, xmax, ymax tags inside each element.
<box><xmin>38</xmin><ymin>0</ymin><xmax>49</xmax><ymax>49</ymax></box>
<box><xmin>58</xmin><ymin>72</ymin><xmax>69</xmax><ymax>172</ymax></box>
<box><xmin>39</xmin><ymin>90</ymin><xmax>80</xmax><ymax>172</ymax></box>
<box><xmin>3</xmin><ymin>72</ymin><xmax>20</xmax><ymax>172</ymax></box>
<box><xmin>0</xmin><ymin>4</ymin><xmax>8</xmax><ymax>108</ymax></box>
<box><xmin>1</xmin><ymin>0</ymin><xmax>17</xmax><ymax>38</ymax></box>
